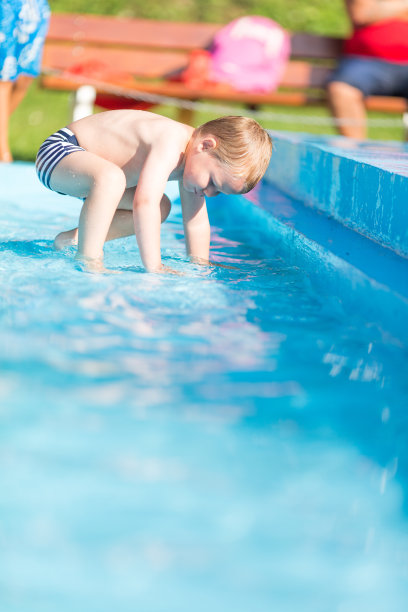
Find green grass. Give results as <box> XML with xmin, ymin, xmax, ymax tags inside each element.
<box><xmin>48</xmin><ymin>0</ymin><xmax>351</xmax><ymax>37</ymax></box>
<box><xmin>10</xmin><ymin>80</ymin><xmax>405</xmax><ymax>162</ymax></box>
<box><xmin>10</xmin><ymin>81</ymin><xmax>72</xmax><ymax>162</ymax></box>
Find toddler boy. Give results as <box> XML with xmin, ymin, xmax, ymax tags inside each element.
<box><xmin>36</xmin><ymin>110</ymin><xmax>272</xmax><ymax>272</ymax></box>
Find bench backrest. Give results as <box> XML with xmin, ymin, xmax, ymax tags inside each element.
<box><xmin>43</xmin><ymin>14</ymin><xmax>343</xmax><ymax>89</ymax></box>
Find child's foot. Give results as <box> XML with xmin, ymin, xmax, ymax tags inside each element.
<box><xmin>54</xmin><ymin>229</ymin><xmax>78</xmax><ymax>250</ymax></box>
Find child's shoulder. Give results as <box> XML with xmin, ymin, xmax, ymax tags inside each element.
<box><xmin>138</xmin><ymin>112</ymin><xmax>194</xmax><ymax>150</ymax></box>
<box><xmin>141</xmin><ymin>111</ymin><xmax>193</xmax><ymax>136</ymax></box>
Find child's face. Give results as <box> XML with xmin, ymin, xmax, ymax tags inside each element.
<box><xmin>183</xmin><ymin>136</ymin><xmax>245</xmax><ymax>197</ymax></box>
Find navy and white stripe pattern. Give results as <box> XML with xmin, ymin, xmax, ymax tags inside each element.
<box><xmin>35</xmin><ymin>127</ymin><xmax>85</xmax><ymax>192</ymax></box>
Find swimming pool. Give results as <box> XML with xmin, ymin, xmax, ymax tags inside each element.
<box><xmin>1</xmin><ymin>138</ymin><xmax>408</xmax><ymax>612</ymax></box>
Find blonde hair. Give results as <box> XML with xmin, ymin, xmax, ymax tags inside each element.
<box><xmin>194</xmin><ymin>116</ymin><xmax>272</xmax><ymax>193</ymax></box>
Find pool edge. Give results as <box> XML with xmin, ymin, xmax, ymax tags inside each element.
<box><xmin>243</xmin><ymin>134</ymin><xmax>408</xmax><ymax>344</ymax></box>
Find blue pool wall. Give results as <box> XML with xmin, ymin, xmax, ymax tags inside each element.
<box><xmin>264</xmin><ymin>132</ymin><xmax>408</xmax><ymax>258</ymax></box>
<box><xmin>233</xmin><ymin>132</ymin><xmax>408</xmax><ymax>345</ymax></box>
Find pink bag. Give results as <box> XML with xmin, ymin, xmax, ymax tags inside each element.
<box><xmin>210</xmin><ymin>16</ymin><xmax>290</xmax><ymax>93</ymax></box>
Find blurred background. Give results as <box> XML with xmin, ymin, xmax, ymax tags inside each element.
<box><xmin>12</xmin><ymin>0</ymin><xmax>405</xmax><ymax>162</ymax></box>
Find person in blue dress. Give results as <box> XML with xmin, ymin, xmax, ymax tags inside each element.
<box><xmin>0</xmin><ymin>0</ymin><xmax>50</xmax><ymax>161</ymax></box>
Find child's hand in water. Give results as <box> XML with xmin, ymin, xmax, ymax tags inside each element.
<box><xmin>190</xmin><ymin>256</ymin><xmax>238</xmax><ymax>270</ymax></box>
<box><xmin>75</xmin><ymin>254</ymin><xmax>120</xmax><ymax>274</ymax></box>
<box><xmin>156</xmin><ymin>265</ymin><xmax>184</xmax><ymax>276</ymax></box>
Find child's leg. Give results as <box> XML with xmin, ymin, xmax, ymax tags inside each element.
<box><xmin>54</xmin><ymin>188</ymin><xmax>171</xmax><ymax>249</ymax></box>
<box><xmin>50</xmin><ymin>151</ymin><xmax>127</xmax><ymax>261</ymax></box>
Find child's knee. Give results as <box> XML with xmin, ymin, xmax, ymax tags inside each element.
<box><xmin>160</xmin><ymin>194</ymin><xmax>171</xmax><ymax>223</ymax></box>
<box><xmin>93</xmin><ymin>163</ymin><xmax>126</xmax><ymax>198</ymax></box>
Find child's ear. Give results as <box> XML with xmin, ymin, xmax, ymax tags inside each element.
<box><xmin>200</xmin><ymin>136</ymin><xmax>217</xmax><ymax>151</ymax></box>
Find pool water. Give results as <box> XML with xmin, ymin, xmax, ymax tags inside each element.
<box><xmin>1</xmin><ymin>164</ymin><xmax>408</xmax><ymax>611</ymax></box>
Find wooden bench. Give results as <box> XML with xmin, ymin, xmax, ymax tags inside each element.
<box><xmin>40</xmin><ymin>13</ymin><xmax>407</xmax><ymax>127</ymax></box>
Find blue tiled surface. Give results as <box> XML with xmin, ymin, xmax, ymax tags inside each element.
<box><xmin>265</xmin><ymin>133</ymin><xmax>408</xmax><ymax>257</ymax></box>
<box><xmin>243</xmin><ymin>132</ymin><xmax>408</xmax><ymax>344</ymax></box>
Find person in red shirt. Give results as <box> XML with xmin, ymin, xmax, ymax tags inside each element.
<box><xmin>327</xmin><ymin>0</ymin><xmax>408</xmax><ymax>139</ymax></box>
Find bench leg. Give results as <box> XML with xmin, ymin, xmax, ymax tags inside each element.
<box><xmin>177</xmin><ymin>107</ymin><xmax>195</xmax><ymax>125</ymax></box>
<box><xmin>71</xmin><ymin>85</ymin><xmax>96</xmax><ymax>121</ymax></box>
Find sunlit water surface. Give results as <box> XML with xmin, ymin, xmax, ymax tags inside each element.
<box><xmin>1</xmin><ymin>168</ymin><xmax>408</xmax><ymax>612</ymax></box>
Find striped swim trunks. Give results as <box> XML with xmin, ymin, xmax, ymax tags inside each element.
<box><xmin>35</xmin><ymin>127</ymin><xmax>85</xmax><ymax>193</ymax></box>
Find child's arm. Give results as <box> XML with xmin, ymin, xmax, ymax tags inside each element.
<box><xmin>179</xmin><ymin>181</ymin><xmax>211</xmax><ymax>263</ymax></box>
<box><xmin>133</xmin><ymin>151</ymin><xmax>179</xmax><ymax>272</ymax></box>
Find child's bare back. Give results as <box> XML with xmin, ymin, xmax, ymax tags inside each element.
<box><xmin>68</xmin><ymin>110</ymin><xmax>193</xmax><ymax>187</ymax></box>
<box><xmin>35</xmin><ymin>110</ymin><xmax>272</xmax><ymax>273</ymax></box>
